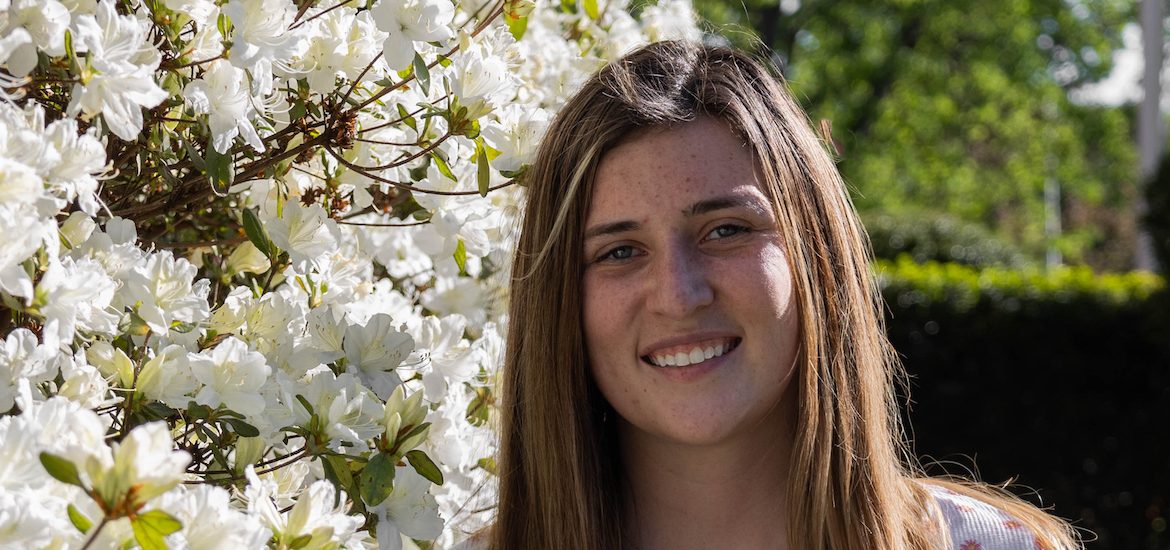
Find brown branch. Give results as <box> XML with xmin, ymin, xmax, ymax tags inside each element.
<box><xmin>325</xmin><ymin>144</ymin><xmax>517</xmax><ymax>196</ymax></box>
<box><xmin>144</xmin><ymin>235</ymin><xmax>248</xmax><ymax>249</ymax></box>
<box><xmin>338</xmin><ymin>219</ymin><xmax>430</xmax><ymax>227</ymax></box>
<box><xmin>356</xmin><ymin>131</ymin><xmax>452</xmax><ymax>171</ymax></box>
<box><xmin>290</xmin><ymin>0</ymin><xmax>355</xmax><ymax>30</ymax></box>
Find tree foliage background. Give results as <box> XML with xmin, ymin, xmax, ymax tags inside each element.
<box><xmin>695</xmin><ymin>0</ymin><xmax>1140</xmax><ymax>269</ymax></box>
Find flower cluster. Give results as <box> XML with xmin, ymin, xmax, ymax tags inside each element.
<box><xmin>0</xmin><ymin>0</ymin><xmax>700</xmax><ymax>547</ymax></box>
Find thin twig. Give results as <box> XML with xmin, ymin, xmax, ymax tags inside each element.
<box><xmin>354</xmin><ymin>132</ymin><xmax>452</xmax><ymax>171</ymax></box>
<box><xmin>338</xmin><ymin>219</ymin><xmax>430</xmax><ymax>227</ymax></box>
<box><xmin>325</xmin><ymin>145</ymin><xmax>517</xmax><ymax>196</ymax></box>
<box><xmin>145</xmin><ymin>235</ymin><xmax>247</xmax><ymax>249</ymax></box>
<box><xmin>290</xmin><ymin>0</ymin><xmax>355</xmax><ymax>30</ymax></box>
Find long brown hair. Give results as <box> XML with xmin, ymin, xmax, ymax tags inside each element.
<box><xmin>492</xmin><ymin>41</ymin><xmax>1079</xmax><ymax>549</ymax></box>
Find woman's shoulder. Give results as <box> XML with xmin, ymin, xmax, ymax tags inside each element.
<box><xmin>925</xmin><ymin>483</ymin><xmax>1044</xmax><ymax>550</ymax></box>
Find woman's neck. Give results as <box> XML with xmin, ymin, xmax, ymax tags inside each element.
<box><xmin>618</xmin><ymin>398</ymin><xmax>795</xmax><ymax>550</ymax></box>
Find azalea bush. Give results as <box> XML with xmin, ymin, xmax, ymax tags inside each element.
<box><xmin>0</xmin><ymin>0</ymin><xmax>699</xmax><ymax>547</ymax></box>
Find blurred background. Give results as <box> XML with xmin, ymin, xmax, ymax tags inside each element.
<box><xmin>679</xmin><ymin>0</ymin><xmax>1169</xmax><ymax>548</ymax></box>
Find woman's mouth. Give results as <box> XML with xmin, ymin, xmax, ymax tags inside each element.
<box><xmin>642</xmin><ymin>337</ymin><xmax>741</xmax><ymax>367</ymax></box>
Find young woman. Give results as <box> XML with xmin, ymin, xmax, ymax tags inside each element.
<box><xmin>489</xmin><ymin>41</ymin><xmax>1080</xmax><ymax>549</ymax></box>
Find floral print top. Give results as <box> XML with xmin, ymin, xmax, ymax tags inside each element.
<box><xmin>930</xmin><ymin>484</ymin><xmax>1044</xmax><ymax>550</ymax></box>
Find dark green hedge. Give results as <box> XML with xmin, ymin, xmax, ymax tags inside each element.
<box><xmin>878</xmin><ymin>257</ymin><xmax>1169</xmax><ymax>550</ymax></box>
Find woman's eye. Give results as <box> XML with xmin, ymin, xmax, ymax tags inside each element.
<box><xmin>706</xmin><ymin>224</ymin><xmax>750</xmax><ymax>240</ymax></box>
<box><xmin>598</xmin><ymin>245</ymin><xmax>636</xmax><ymax>263</ymax></box>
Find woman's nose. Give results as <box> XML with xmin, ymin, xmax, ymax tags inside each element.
<box><xmin>646</xmin><ymin>240</ymin><xmax>714</xmax><ymax>318</ymax></box>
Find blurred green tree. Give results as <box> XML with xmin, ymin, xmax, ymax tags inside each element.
<box><xmin>694</xmin><ymin>0</ymin><xmax>1139</xmax><ymax>268</ymax></box>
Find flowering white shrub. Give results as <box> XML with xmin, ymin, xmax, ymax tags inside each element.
<box><xmin>0</xmin><ymin>0</ymin><xmax>699</xmax><ymax>547</ymax></box>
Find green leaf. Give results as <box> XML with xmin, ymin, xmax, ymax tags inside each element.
<box><xmin>453</xmin><ymin>239</ymin><xmax>468</xmax><ymax>276</ymax></box>
<box><xmin>67</xmin><ymin>503</ymin><xmax>92</xmax><ymax>534</ymax></box>
<box><xmin>216</xmin><ymin>12</ymin><xmax>231</xmax><ymax>38</ymax></box>
<box><xmin>223</xmin><ymin>417</ymin><xmax>260</xmax><ymax>438</ymax></box>
<box><xmin>289</xmin><ymin>100</ymin><xmax>306</xmax><ymax>121</ymax></box>
<box><xmin>431</xmin><ymin>152</ymin><xmax>456</xmax><ymax>182</ymax></box>
<box><xmin>396</xmin><ymin>103</ymin><xmax>417</xmax><ymax>131</ymax></box>
<box><xmin>295</xmin><ymin>394</ymin><xmax>315</xmax><ymax>416</ymax></box>
<box><xmin>405</xmin><ymin>449</ymin><xmax>444</xmax><ymax>485</ymax></box>
<box><xmin>64</xmin><ymin>30</ymin><xmax>76</xmax><ymax>65</ymax></box>
<box><xmin>186</xmin><ymin>401</ymin><xmax>212</xmax><ymax>420</ymax></box>
<box><xmin>358</xmin><ymin>453</ymin><xmax>396</xmax><ymax>506</ymax></box>
<box><xmin>205</xmin><ymin>145</ymin><xmax>233</xmax><ymax>197</ymax></box>
<box><xmin>131</xmin><ymin>509</ymin><xmax>183</xmax><ymax>550</ymax></box>
<box><xmin>322</xmin><ymin>454</ymin><xmax>361</xmax><ymax>512</ymax></box>
<box><xmin>476</xmin><ymin>139</ymin><xmax>490</xmax><ymax>197</ymax></box>
<box><xmin>39</xmin><ymin>453</ymin><xmax>83</xmax><ymax>488</ymax></box>
<box><xmin>582</xmin><ymin>0</ymin><xmax>599</xmax><ymax>19</ymax></box>
<box><xmin>412</xmin><ymin>52</ymin><xmax>430</xmax><ymax>95</ymax></box>
<box><xmin>288</xmin><ymin>533</ymin><xmax>314</xmax><ymax>549</ymax></box>
<box><xmin>242</xmin><ymin>208</ymin><xmax>275</xmax><ymax>258</ymax></box>
<box><xmin>506</xmin><ymin>14</ymin><xmax>529</xmax><ymax>40</ymax></box>
<box><xmin>476</xmin><ymin>456</ymin><xmax>497</xmax><ymax>475</ymax></box>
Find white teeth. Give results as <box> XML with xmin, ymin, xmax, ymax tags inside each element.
<box><xmin>648</xmin><ymin>339</ymin><xmax>736</xmax><ymax>367</ymax></box>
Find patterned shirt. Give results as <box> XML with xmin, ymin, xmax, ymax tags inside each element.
<box><xmin>930</xmin><ymin>484</ymin><xmax>1042</xmax><ymax>550</ymax></box>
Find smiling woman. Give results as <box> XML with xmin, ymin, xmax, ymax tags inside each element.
<box><xmin>490</xmin><ymin>41</ymin><xmax>1081</xmax><ymax>549</ymax></box>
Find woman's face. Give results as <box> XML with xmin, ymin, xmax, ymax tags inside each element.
<box><xmin>581</xmin><ymin>116</ymin><xmax>801</xmax><ymax>447</ymax></box>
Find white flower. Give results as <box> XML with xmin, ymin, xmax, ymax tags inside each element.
<box><xmin>1</xmin><ymin>0</ymin><xmax>70</xmax><ymax>77</ymax></box>
<box><xmin>449</xmin><ymin>41</ymin><xmax>514</xmax><ymax>118</ymax></box>
<box><xmin>371</xmin><ymin>0</ymin><xmax>455</xmax><ymax>70</ymax></box>
<box><xmin>162</xmin><ymin>0</ymin><xmax>218</xmax><ymax>28</ymax></box>
<box><xmin>420</xmin><ymin>275</ymin><xmax>486</xmax><ymax>326</ymax></box>
<box><xmin>120</xmin><ymin>250</ymin><xmax>211</xmax><ymax>335</ymax></box>
<box><xmin>305</xmin><ymin>306</ymin><xmax>346</xmax><ymax>363</ymax></box>
<box><xmin>640</xmin><ymin>0</ymin><xmax>701</xmax><ymax>42</ymax></box>
<box><xmin>226</xmin><ymin>240</ymin><xmax>272</xmax><ymax>275</ymax></box>
<box><xmin>369</xmin><ymin>465</ymin><xmax>443</xmax><ymax>550</ymax></box>
<box><xmin>0</xmin><ymin>329</ymin><xmax>55</xmax><ymax>413</ymax></box>
<box><xmin>184</xmin><ymin>59</ymin><xmax>266</xmax><ymax>153</ymax></box>
<box><xmin>264</xmin><ymin>202</ymin><xmax>341</xmax><ymax>265</ymax></box>
<box><xmin>0</xmin><ymin>155</ymin><xmax>42</xmax><ymax>207</ymax></box>
<box><xmin>0</xmin><ymin>489</ymin><xmax>66</xmax><ymax>549</ymax></box>
<box><xmin>137</xmin><ymin>345</ymin><xmax>200</xmax><ymax>409</ymax></box>
<box><xmin>85</xmin><ymin>422</ymin><xmax>190</xmax><ymax>511</ymax></box>
<box><xmin>189</xmin><ymin>337</ymin><xmax>271</xmax><ymax>417</ymax></box>
<box><xmin>0</xmin><ymin>28</ymin><xmax>33</xmax><ymax>99</ymax></box>
<box><xmin>236</xmin><ymin>291</ymin><xmax>306</xmax><ymax>358</ymax></box>
<box><xmin>41</xmin><ymin>118</ymin><xmax>106</xmax><ymax>215</ymax></box>
<box><xmin>36</xmin><ymin>257</ymin><xmax>120</xmax><ymax>349</ymax></box>
<box><xmin>245</xmin><ymin>467</ymin><xmax>365</xmax><ymax>550</ymax></box>
<box><xmin>68</xmin><ymin>1</ymin><xmax>167</xmax><ymax>141</ymax></box>
<box><xmin>85</xmin><ymin>340</ymin><xmax>134</xmax><ymax>386</ymax></box>
<box><xmin>481</xmin><ymin>104</ymin><xmax>550</xmax><ymax>172</ymax></box>
<box><xmin>56</xmin><ymin>356</ymin><xmax>115</xmax><ymax>409</ymax></box>
<box><xmin>415</xmin><ymin>314</ymin><xmax>475</xmax><ymax>400</ymax></box>
<box><xmin>156</xmin><ymin>485</ymin><xmax>271</xmax><ymax>550</ymax></box>
<box><xmin>0</xmin><ymin>204</ymin><xmax>54</xmax><ymax>301</ymax></box>
<box><xmin>301</xmin><ymin>8</ymin><xmax>386</xmax><ymax>94</ymax></box>
<box><xmin>0</xmin><ymin>397</ymin><xmax>107</xmax><ymax>489</ymax></box>
<box><xmin>60</xmin><ymin>212</ymin><xmax>97</xmax><ymax>249</ymax></box>
<box><xmin>343</xmin><ymin>313</ymin><xmax>414</xmax><ymax>400</ymax></box>
<box><xmin>223</xmin><ymin>0</ymin><xmax>307</xmax><ymax>95</ymax></box>
<box><xmin>286</xmin><ymin>371</ymin><xmax>382</xmax><ymax>453</ymax></box>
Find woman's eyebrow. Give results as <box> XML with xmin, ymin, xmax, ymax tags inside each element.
<box><xmin>687</xmin><ymin>195</ymin><xmax>770</xmax><ymax>217</ymax></box>
<box><xmin>584</xmin><ymin>220</ymin><xmax>640</xmax><ymax>241</ymax></box>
